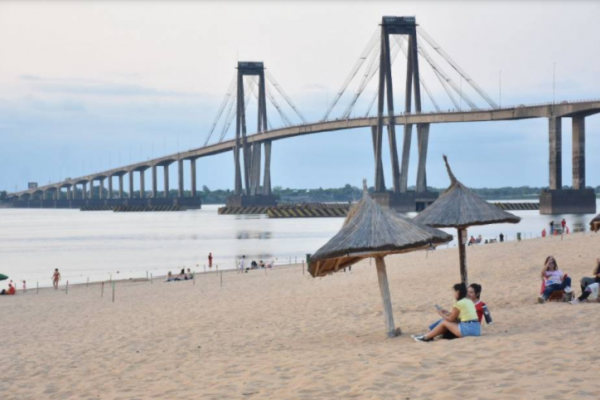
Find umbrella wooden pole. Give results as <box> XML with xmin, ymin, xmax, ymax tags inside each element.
<box><xmin>457</xmin><ymin>228</ymin><xmax>468</xmax><ymax>286</ymax></box>
<box><xmin>375</xmin><ymin>256</ymin><xmax>396</xmax><ymax>338</ymax></box>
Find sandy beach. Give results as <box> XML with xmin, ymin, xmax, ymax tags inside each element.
<box><xmin>1</xmin><ymin>232</ymin><xmax>600</xmax><ymax>400</ymax></box>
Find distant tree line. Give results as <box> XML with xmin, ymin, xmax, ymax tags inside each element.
<box><xmin>2</xmin><ymin>185</ymin><xmax>600</xmax><ymax>204</ymax></box>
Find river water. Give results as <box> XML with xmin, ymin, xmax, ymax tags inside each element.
<box><xmin>1</xmin><ymin>201</ymin><xmax>598</xmax><ymax>288</ymax></box>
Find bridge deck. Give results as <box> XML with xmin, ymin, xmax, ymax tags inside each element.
<box><xmin>8</xmin><ymin>99</ymin><xmax>600</xmax><ymax>197</ymax></box>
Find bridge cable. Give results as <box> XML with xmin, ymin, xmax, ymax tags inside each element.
<box><xmin>265</xmin><ymin>71</ymin><xmax>306</xmax><ymax>124</ymax></box>
<box><xmin>341</xmin><ymin>38</ymin><xmax>388</xmax><ymax>119</ymax></box>
<box><xmin>320</xmin><ymin>26</ymin><xmax>381</xmax><ymax>121</ymax></box>
<box><xmin>413</xmin><ymin>35</ymin><xmax>478</xmax><ymax>110</ymax></box>
<box><xmin>262</xmin><ymin>79</ymin><xmax>293</xmax><ymax>127</ymax></box>
<box><xmin>247</xmin><ymin>77</ymin><xmax>277</xmax><ymax>130</ymax></box>
<box><xmin>417</xmin><ymin>26</ymin><xmax>499</xmax><ymax>109</ymax></box>
<box><xmin>218</xmin><ymin>78</ymin><xmax>254</xmax><ymax>143</ymax></box>
<box><xmin>393</xmin><ymin>35</ymin><xmax>441</xmax><ymax>112</ymax></box>
<box><xmin>204</xmin><ymin>74</ymin><xmax>236</xmax><ymax>147</ymax></box>
<box><xmin>363</xmin><ymin>36</ymin><xmax>442</xmax><ymax>116</ymax></box>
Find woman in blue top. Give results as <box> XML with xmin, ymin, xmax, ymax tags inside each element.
<box><xmin>414</xmin><ymin>283</ymin><xmax>481</xmax><ymax>343</ymax></box>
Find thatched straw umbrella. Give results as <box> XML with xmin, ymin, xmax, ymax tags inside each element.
<box><xmin>591</xmin><ymin>214</ymin><xmax>600</xmax><ymax>233</ymax></box>
<box><xmin>414</xmin><ymin>156</ymin><xmax>521</xmax><ymax>286</ymax></box>
<box><xmin>308</xmin><ymin>181</ymin><xmax>452</xmax><ymax>338</ymax></box>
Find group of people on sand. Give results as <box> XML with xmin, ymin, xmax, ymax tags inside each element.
<box><xmin>468</xmin><ymin>234</ymin><xmax>503</xmax><ymax>246</ymax></box>
<box><xmin>538</xmin><ymin>256</ymin><xmax>600</xmax><ymax>305</ymax></box>
<box><xmin>238</xmin><ymin>256</ymin><xmax>274</xmax><ymax>273</ymax></box>
<box><xmin>413</xmin><ymin>282</ymin><xmax>492</xmax><ymax>343</ymax></box>
<box><xmin>0</xmin><ymin>281</ymin><xmax>17</xmax><ymax>295</ymax></box>
<box><xmin>165</xmin><ymin>268</ymin><xmax>194</xmax><ymax>282</ymax></box>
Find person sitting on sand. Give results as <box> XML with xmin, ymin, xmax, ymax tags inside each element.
<box><xmin>468</xmin><ymin>283</ymin><xmax>492</xmax><ymax>324</ymax></box>
<box><xmin>186</xmin><ymin>268</ymin><xmax>193</xmax><ymax>280</ymax></box>
<box><xmin>259</xmin><ymin>260</ymin><xmax>265</xmax><ymax>268</ymax></box>
<box><xmin>570</xmin><ymin>282</ymin><xmax>599</xmax><ymax>304</ymax></box>
<box><xmin>414</xmin><ymin>283</ymin><xmax>480</xmax><ymax>342</ymax></box>
<box><xmin>0</xmin><ymin>282</ymin><xmax>16</xmax><ymax>295</ymax></box>
<box><xmin>250</xmin><ymin>260</ymin><xmax>258</xmax><ymax>270</ymax></box>
<box><xmin>176</xmin><ymin>269</ymin><xmax>187</xmax><ymax>281</ymax></box>
<box><xmin>165</xmin><ymin>271</ymin><xmax>176</xmax><ymax>282</ymax></box>
<box><xmin>570</xmin><ymin>259</ymin><xmax>600</xmax><ymax>304</ymax></box>
<box><xmin>426</xmin><ymin>283</ymin><xmax>490</xmax><ymax>340</ymax></box>
<box><xmin>538</xmin><ymin>256</ymin><xmax>573</xmax><ymax>303</ymax></box>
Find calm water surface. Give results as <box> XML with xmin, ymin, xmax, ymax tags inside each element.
<box><xmin>1</xmin><ymin>202</ymin><xmax>598</xmax><ymax>287</ymax></box>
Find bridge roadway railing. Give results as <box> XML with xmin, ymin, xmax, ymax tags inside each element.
<box><xmin>8</xmin><ymin>98</ymin><xmax>600</xmax><ymax>199</ymax></box>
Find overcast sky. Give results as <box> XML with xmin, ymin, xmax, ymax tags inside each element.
<box><xmin>1</xmin><ymin>1</ymin><xmax>600</xmax><ymax>192</ymax></box>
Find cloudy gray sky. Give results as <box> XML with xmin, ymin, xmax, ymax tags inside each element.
<box><xmin>1</xmin><ymin>1</ymin><xmax>600</xmax><ymax>192</ymax></box>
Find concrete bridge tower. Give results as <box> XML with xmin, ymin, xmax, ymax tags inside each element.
<box><xmin>226</xmin><ymin>61</ymin><xmax>277</xmax><ymax>208</ymax></box>
<box><xmin>370</xmin><ymin>16</ymin><xmax>438</xmax><ymax>212</ymax></box>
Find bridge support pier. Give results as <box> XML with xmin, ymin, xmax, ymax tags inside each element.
<box><xmin>416</xmin><ymin>124</ymin><xmax>430</xmax><ymax>193</ymax></box>
<box><xmin>140</xmin><ymin>170</ymin><xmax>146</xmax><ymax>198</ymax></box>
<box><xmin>163</xmin><ymin>165</ymin><xmax>169</xmax><ymax>198</ymax></box>
<box><xmin>152</xmin><ymin>166</ymin><xmax>158</xmax><ymax>198</ymax></box>
<box><xmin>89</xmin><ymin>180</ymin><xmax>94</xmax><ymax>199</ymax></box>
<box><xmin>572</xmin><ymin>115</ymin><xmax>585</xmax><ymax>190</ymax></box>
<box><xmin>263</xmin><ymin>141</ymin><xmax>271</xmax><ymax>196</ymax></box>
<box><xmin>99</xmin><ymin>178</ymin><xmax>105</xmax><ymax>200</ymax></box>
<box><xmin>540</xmin><ymin>115</ymin><xmax>596</xmax><ymax>215</ymax></box>
<box><xmin>178</xmin><ymin>159</ymin><xmax>184</xmax><ymax>198</ymax></box>
<box><xmin>118</xmin><ymin>175</ymin><xmax>124</xmax><ymax>199</ymax></box>
<box><xmin>190</xmin><ymin>159</ymin><xmax>197</xmax><ymax>197</ymax></box>
<box><xmin>108</xmin><ymin>176</ymin><xmax>113</xmax><ymax>199</ymax></box>
<box><xmin>128</xmin><ymin>171</ymin><xmax>134</xmax><ymax>199</ymax></box>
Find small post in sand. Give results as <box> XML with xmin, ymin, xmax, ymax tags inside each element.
<box><xmin>36</xmin><ymin>281</ymin><xmax>39</xmax><ymax>294</ymax></box>
<box><xmin>66</xmin><ymin>281</ymin><xmax>69</xmax><ymax>295</ymax></box>
<box><xmin>220</xmin><ymin>271</ymin><xmax>223</xmax><ymax>287</ymax></box>
<box><xmin>112</xmin><ymin>282</ymin><xmax>115</xmax><ymax>303</ymax></box>
<box><xmin>101</xmin><ymin>282</ymin><xmax>104</xmax><ymax>298</ymax></box>
<box><xmin>193</xmin><ymin>273</ymin><xmax>196</xmax><ymax>286</ymax></box>
<box><xmin>146</xmin><ymin>271</ymin><xmax>148</xmax><ymax>280</ymax></box>
<box><xmin>302</xmin><ymin>260</ymin><xmax>305</xmax><ymax>275</ymax></box>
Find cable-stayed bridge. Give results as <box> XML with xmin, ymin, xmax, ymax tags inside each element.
<box><xmin>7</xmin><ymin>16</ymin><xmax>599</xmax><ymax>214</ymax></box>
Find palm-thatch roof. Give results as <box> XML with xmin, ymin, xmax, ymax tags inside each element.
<box><xmin>308</xmin><ymin>193</ymin><xmax>452</xmax><ymax>277</ymax></box>
<box><xmin>414</xmin><ymin>156</ymin><xmax>521</xmax><ymax>228</ymax></box>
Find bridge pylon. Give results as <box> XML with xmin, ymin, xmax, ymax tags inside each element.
<box><xmin>228</xmin><ymin>61</ymin><xmax>278</xmax><ymax>208</ymax></box>
<box><xmin>371</xmin><ymin>16</ymin><xmax>437</xmax><ymax>211</ymax></box>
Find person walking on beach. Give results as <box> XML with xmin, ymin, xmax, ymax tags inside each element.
<box><xmin>208</xmin><ymin>252</ymin><xmax>213</xmax><ymax>268</ymax></box>
<box><xmin>549</xmin><ymin>221</ymin><xmax>554</xmax><ymax>235</ymax></box>
<box><xmin>52</xmin><ymin>269</ymin><xmax>61</xmax><ymax>290</ymax></box>
<box><xmin>561</xmin><ymin>219</ymin><xmax>567</xmax><ymax>232</ymax></box>
<box><xmin>238</xmin><ymin>256</ymin><xmax>246</xmax><ymax>273</ymax></box>
<box><xmin>499</xmin><ymin>233</ymin><xmax>504</xmax><ymax>242</ymax></box>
